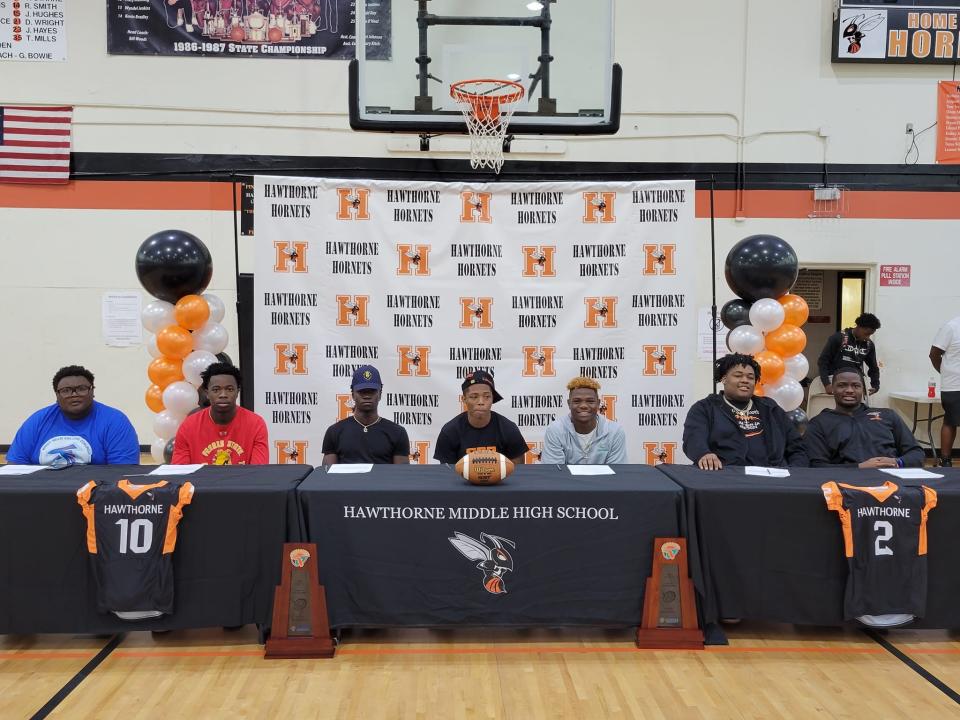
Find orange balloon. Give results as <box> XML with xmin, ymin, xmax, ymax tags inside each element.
<box><xmin>155</xmin><ymin>324</ymin><xmax>194</xmax><ymax>360</ymax></box>
<box><xmin>778</xmin><ymin>294</ymin><xmax>809</xmax><ymax>327</ymax></box>
<box><xmin>754</xmin><ymin>382</ymin><xmax>765</xmax><ymax>397</ymax></box>
<box><xmin>754</xmin><ymin>350</ymin><xmax>785</xmax><ymax>385</ymax></box>
<box><xmin>174</xmin><ymin>294</ymin><xmax>210</xmax><ymax>331</ymax></box>
<box><xmin>145</xmin><ymin>384</ymin><xmax>165</xmax><ymax>413</ymax></box>
<box><xmin>147</xmin><ymin>356</ymin><xmax>185</xmax><ymax>389</ymax></box>
<box><xmin>765</xmin><ymin>324</ymin><xmax>807</xmax><ymax>357</ymax></box>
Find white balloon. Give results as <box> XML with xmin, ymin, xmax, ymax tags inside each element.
<box><xmin>162</xmin><ymin>381</ymin><xmax>199</xmax><ymax>417</ymax></box>
<box><xmin>183</xmin><ymin>350</ymin><xmax>218</xmax><ymax>387</ymax></box>
<box><xmin>203</xmin><ymin>293</ymin><xmax>226</xmax><ymax>324</ymax></box>
<box><xmin>727</xmin><ymin>325</ymin><xmax>765</xmax><ymax>355</ymax></box>
<box><xmin>153</xmin><ymin>410</ymin><xmax>183</xmax><ymax>441</ymax></box>
<box><xmin>767</xmin><ymin>377</ymin><xmax>805</xmax><ymax>412</ymax></box>
<box><xmin>783</xmin><ymin>353</ymin><xmax>810</xmax><ymax>382</ymax></box>
<box><xmin>151</xmin><ymin>436</ymin><xmax>167</xmax><ymax>464</ymax></box>
<box><xmin>145</xmin><ymin>333</ymin><xmax>162</xmax><ymax>359</ymax></box>
<box><xmin>749</xmin><ymin>298</ymin><xmax>786</xmax><ymax>333</ymax></box>
<box><xmin>192</xmin><ymin>321</ymin><xmax>229</xmax><ymax>355</ymax></box>
<box><xmin>142</xmin><ymin>300</ymin><xmax>175</xmax><ymax>333</ymax></box>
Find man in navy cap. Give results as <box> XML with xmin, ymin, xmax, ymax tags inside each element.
<box><xmin>434</xmin><ymin>370</ymin><xmax>527</xmax><ymax>465</ymax></box>
<box><xmin>321</xmin><ymin>365</ymin><xmax>410</xmax><ymax>464</ymax></box>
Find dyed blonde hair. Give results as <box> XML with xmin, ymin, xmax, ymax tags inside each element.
<box><xmin>566</xmin><ymin>376</ymin><xmax>601</xmax><ymax>393</ymax></box>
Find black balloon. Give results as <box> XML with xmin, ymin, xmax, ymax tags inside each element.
<box><xmin>216</xmin><ymin>352</ymin><xmax>233</xmax><ymax>366</ymax></box>
<box><xmin>720</xmin><ymin>299</ymin><xmax>752</xmax><ymax>330</ymax></box>
<box><xmin>785</xmin><ymin>408</ymin><xmax>809</xmax><ymax>434</ymax></box>
<box><xmin>135</xmin><ymin>230</ymin><xmax>213</xmax><ymax>303</ymax></box>
<box><xmin>163</xmin><ymin>439</ymin><xmax>175</xmax><ymax>464</ymax></box>
<box><xmin>724</xmin><ymin>235</ymin><xmax>799</xmax><ymax>303</ymax></box>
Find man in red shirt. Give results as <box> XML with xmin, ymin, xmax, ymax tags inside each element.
<box><xmin>171</xmin><ymin>363</ymin><xmax>269</xmax><ymax>465</ymax></box>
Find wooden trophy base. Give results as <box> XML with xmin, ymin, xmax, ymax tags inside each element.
<box><xmin>635</xmin><ymin>538</ymin><xmax>704</xmax><ymax>650</ymax></box>
<box><xmin>635</xmin><ymin>628</ymin><xmax>704</xmax><ymax>650</ymax></box>
<box><xmin>264</xmin><ymin>543</ymin><xmax>336</xmax><ymax>660</ymax></box>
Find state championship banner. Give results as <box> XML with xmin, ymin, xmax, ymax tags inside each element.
<box><xmin>253</xmin><ymin>177</ymin><xmax>696</xmax><ymax>466</ymax></box>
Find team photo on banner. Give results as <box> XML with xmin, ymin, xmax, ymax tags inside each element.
<box><xmin>253</xmin><ymin>177</ymin><xmax>697</xmax><ymax>465</ymax></box>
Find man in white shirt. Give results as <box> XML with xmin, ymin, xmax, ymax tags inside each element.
<box><xmin>929</xmin><ymin>315</ymin><xmax>960</xmax><ymax>466</ymax></box>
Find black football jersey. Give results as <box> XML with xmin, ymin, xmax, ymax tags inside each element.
<box><xmin>822</xmin><ymin>480</ymin><xmax>937</xmax><ymax>623</ymax></box>
<box><xmin>77</xmin><ymin>479</ymin><xmax>194</xmax><ymax>619</ymax></box>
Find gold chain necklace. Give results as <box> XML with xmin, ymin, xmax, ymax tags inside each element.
<box><xmin>353</xmin><ymin>414</ymin><xmax>382</xmax><ymax>433</ymax></box>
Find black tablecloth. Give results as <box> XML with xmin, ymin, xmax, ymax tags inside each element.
<box><xmin>659</xmin><ymin>464</ymin><xmax>960</xmax><ymax>628</ymax></box>
<box><xmin>0</xmin><ymin>464</ymin><xmax>310</xmax><ymax>634</ymax></box>
<box><xmin>298</xmin><ymin>464</ymin><xmax>682</xmax><ymax>628</ymax></box>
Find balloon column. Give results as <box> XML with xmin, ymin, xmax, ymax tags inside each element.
<box><xmin>722</xmin><ymin>235</ymin><xmax>810</xmax><ymax>415</ymax></box>
<box><xmin>136</xmin><ymin>230</ymin><xmax>227</xmax><ymax>463</ymax></box>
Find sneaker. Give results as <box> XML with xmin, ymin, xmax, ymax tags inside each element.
<box><xmin>939</xmin><ymin>457</ymin><xmax>953</xmax><ymax>467</ymax></box>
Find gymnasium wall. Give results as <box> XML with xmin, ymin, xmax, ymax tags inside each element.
<box><xmin>1</xmin><ymin>0</ymin><xmax>958</xmax><ymax>445</ymax></box>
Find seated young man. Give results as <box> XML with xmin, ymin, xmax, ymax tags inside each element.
<box><xmin>7</xmin><ymin>365</ymin><xmax>139</xmax><ymax>468</ymax></box>
<box><xmin>804</xmin><ymin>368</ymin><xmax>924</xmax><ymax>468</ymax></box>
<box><xmin>682</xmin><ymin>353</ymin><xmax>808</xmax><ymax>470</ymax></box>
<box><xmin>540</xmin><ymin>376</ymin><xmax>627</xmax><ymax>464</ymax></box>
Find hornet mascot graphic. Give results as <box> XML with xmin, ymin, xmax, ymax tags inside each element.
<box><xmin>448</xmin><ymin>532</ymin><xmax>515</xmax><ymax>594</ymax></box>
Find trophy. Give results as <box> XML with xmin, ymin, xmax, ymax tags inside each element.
<box><xmin>635</xmin><ymin>538</ymin><xmax>703</xmax><ymax>649</ymax></box>
<box><xmin>264</xmin><ymin>543</ymin><xmax>335</xmax><ymax>659</ymax></box>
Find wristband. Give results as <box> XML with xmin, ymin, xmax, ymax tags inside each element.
<box><xmin>896</xmin><ymin>457</ymin><xmax>904</xmax><ymax>468</ymax></box>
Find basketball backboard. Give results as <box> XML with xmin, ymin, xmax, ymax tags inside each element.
<box><xmin>349</xmin><ymin>0</ymin><xmax>620</xmax><ymax>135</ymax></box>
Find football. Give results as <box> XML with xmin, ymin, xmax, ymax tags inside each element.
<box><xmin>455</xmin><ymin>450</ymin><xmax>514</xmax><ymax>485</ymax></box>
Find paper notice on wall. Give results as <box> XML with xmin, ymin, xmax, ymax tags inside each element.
<box><xmin>102</xmin><ymin>292</ymin><xmax>142</xmax><ymax>347</ymax></box>
<box><xmin>698</xmin><ymin>307</ymin><xmax>726</xmax><ymax>362</ymax></box>
<box><xmin>793</xmin><ymin>270</ymin><xmax>824</xmax><ymax>310</ymax></box>
<box><xmin>937</xmin><ymin>81</ymin><xmax>960</xmax><ymax>164</ymax></box>
<box><xmin>0</xmin><ymin>0</ymin><xmax>67</xmax><ymax>62</ymax></box>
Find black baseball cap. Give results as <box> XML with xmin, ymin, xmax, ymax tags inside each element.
<box><xmin>461</xmin><ymin>370</ymin><xmax>503</xmax><ymax>403</ymax></box>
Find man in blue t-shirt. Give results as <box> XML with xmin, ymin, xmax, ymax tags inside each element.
<box><xmin>6</xmin><ymin>365</ymin><xmax>140</xmax><ymax>467</ymax></box>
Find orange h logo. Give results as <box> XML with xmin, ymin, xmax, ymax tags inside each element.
<box><xmin>459</xmin><ymin>297</ymin><xmax>494</xmax><ymax>329</ymax></box>
<box><xmin>599</xmin><ymin>395</ymin><xmax>618</xmax><ymax>422</ymax></box>
<box><xmin>273</xmin><ymin>241</ymin><xmax>308</xmax><ymax>273</ymax></box>
<box><xmin>582</xmin><ymin>191</ymin><xmax>616</xmax><ymax>223</ymax></box>
<box><xmin>396</xmin><ymin>244</ymin><xmax>431</xmax><ymax>276</ymax></box>
<box><xmin>397</xmin><ymin>345</ymin><xmax>431</xmax><ymax>377</ymax></box>
<box><xmin>642</xmin><ymin>345</ymin><xmax>678</xmax><ymax>376</ymax></box>
<box><xmin>460</xmin><ymin>192</ymin><xmax>492</xmax><ymax>223</ymax></box>
<box><xmin>336</xmin><ymin>188</ymin><xmax>370</xmax><ymax>220</ymax></box>
<box><xmin>275</xmin><ymin>440</ymin><xmax>309</xmax><ymax>464</ymax></box>
<box><xmin>643</xmin><ymin>244</ymin><xmax>677</xmax><ymax>275</ymax></box>
<box><xmin>584</xmin><ymin>297</ymin><xmax>618</xmax><ymax>328</ymax></box>
<box><xmin>643</xmin><ymin>442</ymin><xmax>677</xmax><ymax>466</ymax></box>
<box><xmin>525</xmin><ymin>442</ymin><xmax>543</xmax><ymax>465</ymax></box>
<box><xmin>273</xmin><ymin>343</ymin><xmax>308</xmax><ymax>375</ymax></box>
<box><xmin>336</xmin><ymin>394</ymin><xmax>355</xmax><ymax>421</ymax></box>
<box><xmin>336</xmin><ymin>295</ymin><xmax>370</xmax><ymax>326</ymax></box>
<box><xmin>522</xmin><ymin>346</ymin><xmax>557</xmax><ymax>377</ymax></box>
<box><xmin>409</xmin><ymin>441</ymin><xmax>431</xmax><ymax>464</ymax></box>
<box><xmin>521</xmin><ymin>246</ymin><xmax>557</xmax><ymax>277</ymax></box>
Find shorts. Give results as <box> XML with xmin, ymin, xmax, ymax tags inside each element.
<box><xmin>942</xmin><ymin>390</ymin><xmax>960</xmax><ymax>426</ymax></box>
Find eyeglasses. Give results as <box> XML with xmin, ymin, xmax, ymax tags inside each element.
<box><xmin>56</xmin><ymin>385</ymin><xmax>93</xmax><ymax>398</ymax></box>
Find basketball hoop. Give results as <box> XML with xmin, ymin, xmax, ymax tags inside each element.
<box><xmin>450</xmin><ymin>79</ymin><xmax>525</xmax><ymax>173</ymax></box>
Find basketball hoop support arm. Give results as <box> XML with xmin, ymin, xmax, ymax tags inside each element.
<box><xmin>414</xmin><ymin>0</ymin><xmax>556</xmax><ymax>114</ymax></box>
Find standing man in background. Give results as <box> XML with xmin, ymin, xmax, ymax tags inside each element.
<box><xmin>818</xmin><ymin>313</ymin><xmax>882</xmax><ymax>395</ymax></box>
<box><xmin>930</xmin><ymin>314</ymin><xmax>960</xmax><ymax>467</ymax></box>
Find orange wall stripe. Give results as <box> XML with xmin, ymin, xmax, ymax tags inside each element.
<box><xmin>1</xmin><ymin>181</ymin><xmax>959</xmax><ymax>219</ymax></box>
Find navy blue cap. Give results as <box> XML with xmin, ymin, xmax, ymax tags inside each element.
<box><xmin>351</xmin><ymin>365</ymin><xmax>382</xmax><ymax>391</ymax></box>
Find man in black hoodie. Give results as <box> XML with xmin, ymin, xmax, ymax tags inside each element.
<box><xmin>804</xmin><ymin>368</ymin><xmax>923</xmax><ymax>468</ymax></box>
<box><xmin>683</xmin><ymin>353</ymin><xmax>808</xmax><ymax>470</ymax></box>
<box><xmin>817</xmin><ymin>313</ymin><xmax>881</xmax><ymax>395</ymax></box>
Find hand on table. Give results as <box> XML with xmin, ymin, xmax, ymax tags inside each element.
<box><xmin>698</xmin><ymin>453</ymin><xmax>723</xmax><ymax>471</ymax></box>
<box><xmin>858</xmin><ymin>457</ymin><xmax>897</xmax><ymax>469</ymax></box>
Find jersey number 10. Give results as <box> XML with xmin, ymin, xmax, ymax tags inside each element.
<box><xmin>116</xmin><ymin>518</ymin><xmax>154</xmax><ymax>554</ymax></box>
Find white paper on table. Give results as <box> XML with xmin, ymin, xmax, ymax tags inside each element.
<box><xmin>745</xmin><ymin>466</ymin><xmax>791</xmax><ymax>477</ymax></box>
<box><xmin>0</xmin><ymin>465</ymin><xmax>47</xmax><ymax>475</ymax></box>
<box><xmin>879</xmin><ymin>468</ymin><xmax>944</xmax><ymax>479</ymax></box>
<box><xmin>328</xmin><ymin>464</ymin><xmax>374</xmax><ymax>474</ymax></box>
<box><xmin>567</xmin><ymin>465</ymin><xmax>615</xmax><ymax>476</ymax></box>
<box><xmin>148</xmin><ymin>464</ymin><xmax>205</xmax><ymax>476</ymax></box>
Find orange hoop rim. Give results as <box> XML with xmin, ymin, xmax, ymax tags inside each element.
<box><xmin>450</xmin><ymin>78</ymin><xmax>526</xmax><ymax>108</ymax></box>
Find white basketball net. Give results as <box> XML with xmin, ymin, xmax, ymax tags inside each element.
<box><xmin>451</xmin><ymin>80</ymin><xmax>525</xmax><ymax>173</ymax></box>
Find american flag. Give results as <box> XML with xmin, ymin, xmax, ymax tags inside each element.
<box><xmin>0</xmin><ymin>105</ymin><xmax>73</xmax><ymax>184</ymax></box>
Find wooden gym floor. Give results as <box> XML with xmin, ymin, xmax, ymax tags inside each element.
<box><xmin>4</xmin><ymin>623</ymin><xmax>960</xmax><ymax>719</ymax></box>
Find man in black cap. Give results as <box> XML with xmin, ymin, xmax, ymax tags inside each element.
<box><xmin>322</xmin><ymin>365</ymin><xmax>410</xmax><ymax>464</ymax></box>
<box><xmin>434</xmin><ymin>370</ymin><xmax>527</xmax><ymax>465</ymax></box>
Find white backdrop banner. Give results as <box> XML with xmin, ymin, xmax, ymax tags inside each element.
<box><xmin>253</xmin><ymin>177</ymin><xmax>697</xmax><ymax>466</ymax></box>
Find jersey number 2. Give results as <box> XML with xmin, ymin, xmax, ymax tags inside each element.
<box><xmin>874</xmin><ymin>520</ymin><xmax>893</xmax><ymax>556</ymax></box>
<box><xmin>116</xmin><ymin>518</ymin><xmax>153</xmax><ymax>554</ymax></box>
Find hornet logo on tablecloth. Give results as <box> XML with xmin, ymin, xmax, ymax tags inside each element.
<box><xmin>448</xmin><ymin>532</ymin><xmax>516</xmax><ymax>595</ymax></box>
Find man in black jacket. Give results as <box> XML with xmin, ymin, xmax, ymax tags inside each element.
<box><xmin>683</xmin><ymin>353</ymin><xmax>809</xmax><ymax>470</ymax></box>
<box><xmin>804</xmin><ymin>368</ymin><xmax>923</xmax><ymax>468</ymax></box>
<box><xmin>817</xmin><ymin>313</ymin><xmax>881</xmax><ymax>395</ymax></box>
